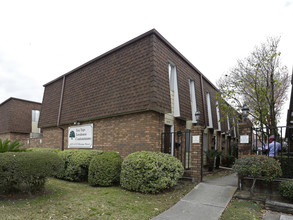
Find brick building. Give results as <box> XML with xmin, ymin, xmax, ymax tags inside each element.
<box><xmin>38</xmin><ymin>29</ymin><xmax>237</xmax><ymax>162</ymax></box>
<box><xmin>0</xmin><ymin>97</ymin><xmax>42</xmax><ymax>142</ymax></box>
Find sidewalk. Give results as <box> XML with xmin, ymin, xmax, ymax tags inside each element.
<box><xmin>152</xmin><ymin>172</ymin><xmax>293</xmax><ymax>220</ymax></box>
<box><xmin>152</xmin><ymin>173</ymin><xmax>238</xmax><ymax>220</ymax></box>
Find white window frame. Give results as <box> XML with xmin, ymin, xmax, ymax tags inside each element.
<box><xmin>216</xmin><ymin>101</ymin><xmax>221</xmax><ymax>131</ymax></box>
<box><xmin>169</xmin><ymin>63</ymin><xmax>180</xmax><ymax>117</ymax></box>
<box><xmin>206</xmin><ymin>92</ymin><xmax>213</xmax><ymax>128</ymax></box>
<box><xmin>233</xmin><ymin>118</ymin><xmax>237</xmax><ymax>137</ymax></box>
<box><xmin>227</xmin><ymin>115</ymin><xmax>231</xmax><ymax>131</ymax></box>
<box><xmin>32</xmin><ymin>110</ymin><xmax>40</xmax><ymax>122</ymax></box>
<box><xmin>189</xmin><ymin>80</ymin><xmax>198</xmax><ymax>123</ymax></box>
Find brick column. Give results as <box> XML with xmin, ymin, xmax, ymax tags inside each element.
<box><xmin>184</xmin><ymin>126</ymin><xmax>203</xmax><ymax>183</ymax></box>
<box><xmin>238</xmin><ymin>122</ymin><xmax>252</xmax><ymax>157</ymax></box>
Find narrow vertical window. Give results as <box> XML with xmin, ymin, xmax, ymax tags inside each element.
<box><xmin>206</xmin><ymin>92</ymin><xmax>213</xmax><ymax>128</ymax></box>
<box><xmin>31</xmin><ymin>110</ymin><xmax>41</xmax><ymax>135</ymax></box>
<box><xmin>216</xmin><ymin>101</ymin><xmax>221</xmax><ymax>131</ymax></box>
<box><xmin>227</xmin><ymin>115</ymin><xmax>231</xmax><ymax>131</ymax></box>
<box><xmin>233</xmin><ymin>118</ymin><xmax>237</xmax><ymax>137</ymax></box>
<box><xmin>189</xmin><ymin>80</ymin><xmax>198</xmax><ymax>123</ymax></box>
<box><xmin>169</xmin><ymin>63</ymin><xmax>180</xmax><ymax>117</ymax></box>
<box><xmin>32</xmin><ymin>110</ymin><xmax>40</xmax><ymax>122</ymax></box>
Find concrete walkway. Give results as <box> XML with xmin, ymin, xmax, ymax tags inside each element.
<box><xmin>152</xmin><ymin>173</ymin><xmax>238</xmax><ymax>220</ymax></box>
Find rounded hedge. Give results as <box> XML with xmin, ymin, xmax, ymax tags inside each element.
<box><xmin>279</xmin><ymin>180</ymin><xmax>293</xmax><ymax>201</ymax></box>
<box><xmin>88</xmin><ymin>151</ymin><xmax>122</xmax><ymax>186</ymax></box>
<box><xmin>56</xmin><ymin>150</ymin><xmax>102</xmax><ymax>182</ymax></box>
<box><xmin>26</xmin><ymin>147</ymin><xmax>61</xmax><ymax>154</ymax></box>
<box><xmin>0</xmin><ymin>151</ymin><xmax>63</xmax><ymax>193</ymax></box>
<box><xmin>120</xmin><ymin>151</ymin><xmax>184</xmax><ymax>193</ymax></box>
<box><xmin>232</xmin><ymin>155</ymin><xmax>282</xmax><ymax>182</ymax></box>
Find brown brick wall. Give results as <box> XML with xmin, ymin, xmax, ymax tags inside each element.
<box><xmin>238</xmin><ymin>122</ymin><xmax>252</xmax><ymax>157</ymax></box>
<box><xmin>0</xmin><ymin>133</ymin><xmax>11</xmax><ymax>140</ymax></box>
<box><xmin>39</xmin><ymin>35</ymin><xmax>154</xmax><ymax>127</ymax></box>
<box><xmin>153</xmin><ymin>34</ymin><xmax>202</xmax><ymax>122</ymax></box>
<box><xmin>0</xmin><ymin>100</ymin><xmax>11</xmax><ymax>134</ymax></box>
<box><xmin>0</xmin><ymin>98</ymin><xmax>41</xmax><ymax>134</ymax></box>
<box><xmin>39</xmin><ymin>80</ymin><xmax>63</xmax><ymax>127</ymax></box>
<box><xmin>184</xmin><ymin>126</ymin><xmax>203</xmax><ymax>182</ymax></box>
<box><xmin>39</xmin><ymin>29</ymin><xmax>235</xmax><ymax>135</ymax></box>
<box><xmin>40</xmin><ymin>111</ymin><xmax>164</xmax><ymax>158</ymax></box>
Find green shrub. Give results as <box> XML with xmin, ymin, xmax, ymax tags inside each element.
<box><xmin>120</xmin><ymin>151</ymin><xmax>184</xmax><ymax>194</ymax></box>
<box><xmin>56</xmin><ymin>150</ymin><xmax>102</xmax><ymax>182</ymax></box>
<box><xmin>0</xmin><ymin>151</ymin><xmax>63</xmax><ymax>193</ymax></box>
<box><xmin>276</xmin><ymin>156</ymin><xmax>293</xmax><ymax>177</ymax></box>
<box><xmin>233</xmin><ymin>155</ymin><xmax>282</xmax><ymax>196</ymax></box>
<box><xmin>26</xmin><ymin>148</ymin><xmax>61</xmax><ymax>154</ymax></box>
<box><xmin>233</xmin><ymin>155</ymin><xmax>282</xmax><ymax>181</ymax></box>
<box><xmin>88</xmin><ymin>151</ymin><xmax>122</xmax><ymax>186</ymax></box>
<box><xmin>0</xmin><ymin>138</ymin><xmax>25</xmax><ymax>153</ymax></box>
<box><xmin>279</xmin><ymin>180</ymin><xmax>293</xmax><ymax>200</ymax></box>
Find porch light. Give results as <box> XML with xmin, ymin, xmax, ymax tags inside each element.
<box><xmin>195</xmin><ymin>110</ymin><xmax>200</xmax><ymax>125</ymax></box>
<box><xmin>241</xmin><ymin>103</ymin><xmax>249</xmax><ymax>123</ymax></box>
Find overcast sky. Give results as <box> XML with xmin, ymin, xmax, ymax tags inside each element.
<box><xmin>0</xmin><ymin>0</ymin><xmax>292</xmax><ymax>125</ymax></box>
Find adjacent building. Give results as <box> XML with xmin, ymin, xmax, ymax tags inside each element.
<box><xmin>0</xmin><ymin>97</ymin><xmax>42</xmax><ymax>142</ymax></box>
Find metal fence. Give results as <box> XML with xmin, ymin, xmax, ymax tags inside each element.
<box><xmin>252</xmin><ymin>126</ymin><xmax>293</xmax><ymax>178</ymax></box>
<box><xmin>161</xmin><ymin>130</ymin><xmax>192</xmax><ymax>170</ymax></box>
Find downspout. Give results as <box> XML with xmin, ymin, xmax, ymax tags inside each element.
<box><xmin>57</xmin><ymin>76</ymin><xmax>66</xmax><ymax>151</ymax></box>
<box><xmin>199</xmin><ymin>73</ymin><xmax>207</xmax><ymax>182</ymax></box>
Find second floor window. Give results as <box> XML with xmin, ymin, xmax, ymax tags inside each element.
<box><xmin>206</xmin><ymin>92</ymin><xmax>213</xmax><ymax>128</ymax></box>
<box><xmin>189</xmin><ymin>80</ymin><xmax>198</xmax><ymax>123</ymax></box>
<box><xmin>169</xmin><ymin>63</ymin><xmax>180</xmax><ymax>117</ymax></box>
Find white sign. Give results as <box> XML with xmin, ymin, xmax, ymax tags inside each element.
<box><xmin>68</xmin><ymin>124</ymin><xmax>93</xmax><ymax>148</ymax></box>
<box><xmin>192</xmin><ymin>135</ymin><xmax>200</xmax><ymax>144</ymax></box>
<box><xmin>240</xmin><ymin>135</ymin><xmax>249</xmax><ymax>144</ymax></box>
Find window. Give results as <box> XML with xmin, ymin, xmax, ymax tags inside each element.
<box><xmin>168</xmin><ymin>63</ymin><xmax>180</xmax><ymax>117</ymax></box>
<box><xmin>31</xmin><ymin>110</ymin><xmax>41</xmax><ymax>136</ymax></box>
<box><xmin>206</xmin><ymin>92</ymin><xmax>213</xmax><ymax>128</ymax></box>
<box><xmin>32</xmin><ymin>110</ymin><xmax>40</xmax><ymax>122</ymax></box>
<box><xmin>227</xmin><ymin>115</ymin><xmax>231</xmax><ymax>131</ymax></box>
<box><xmin>189</xmin><ymin>80</ymin><xmax>198</xmax><ymax>123</ymax></box>
<box><xmin>216</xmin><ymin>101</ymin><xmax>221</xmax><ymax>131</ymax></box>
<box><xmin>233</xmin><ymin>118</ymin><xmax>237</xmax><ymax>137</ymax></box>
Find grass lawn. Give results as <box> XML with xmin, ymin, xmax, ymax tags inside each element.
<box><xmin>220</xmin><ymin>199</ymin><xmax>263</xmax><ymax>220</ymax></box>
<box><xmin>0</xmin><ymin>178</ymin><xmax>196</xmax><ymax>220</ymax></box>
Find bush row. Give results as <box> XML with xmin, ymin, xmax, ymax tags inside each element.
<box><xmin>233</xmin><ymin>155</ymin><xmax>282</xmax><ymax>182</ymax></box>
<box><xmin>120</xmin><ymin>151</ymin><xmax>184</xmax><ymax>193</ymax></box>
<box><xmin>0</xmin><ymin>151</ymin><xmax>63</xmax><ymax>193</ymax></box>
<box><xmin>1</xmin><ymin>148</ymin><xmax>184</xmax><ymax>194</ymax></box>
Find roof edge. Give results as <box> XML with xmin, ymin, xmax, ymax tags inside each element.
<box><xmin>43</xmin><ymin>28</ymin><xmax>218</xmax><ymax>91</ymax></box>
<box><xmin>43</xmin><ymin>29</ymin><xmax>157</xmax><ymax>87</ymax></box>
<box><xmin>0</xmin><ymin>97</ymin><xmax>42</xmax><ymax>107</ymax></box>
<box><xmin>151</xmin><ymin>30</ymin><xmax>218</xmax><ymax>91</ymax></box>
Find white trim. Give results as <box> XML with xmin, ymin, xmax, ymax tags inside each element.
<box><xmin>216</xmin><ymin>101</ymin><xmax>221</xmax><ymax>131</ymax></box>
<box><xmin>189</xmin><ymin>80</ymin><xmax>198</xmax><ymax>123</ymax></box>
<box><xmin>169</xmin><ymin>63</ymin><xmax>180</xmax><ymax>117</ymax></box>
<box><xmin>233</xmin><ymin>118</ymin><xmax>237</xmax><ymax>137</ymax></box>
<box><xmin>206</xmin><ymin>92</ymin><xmax>213</xmax><ymax>128</ymax></box>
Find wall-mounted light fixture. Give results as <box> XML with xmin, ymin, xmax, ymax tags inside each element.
<box><xmin>74</xmin><ymin>121</ymin><xmax>80</xmax><ymax>125</ymax></box>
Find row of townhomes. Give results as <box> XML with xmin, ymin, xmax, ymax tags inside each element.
<box><xmin>0</xmin><ymin>29</ymin><xmax>241</xmax><ymax>181</ymax></box>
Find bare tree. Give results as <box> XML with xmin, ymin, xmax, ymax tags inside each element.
<box><xmin>217</xmin><ymin>37</ymin><xmax>290</xmax><ymax>128</ymax></box>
